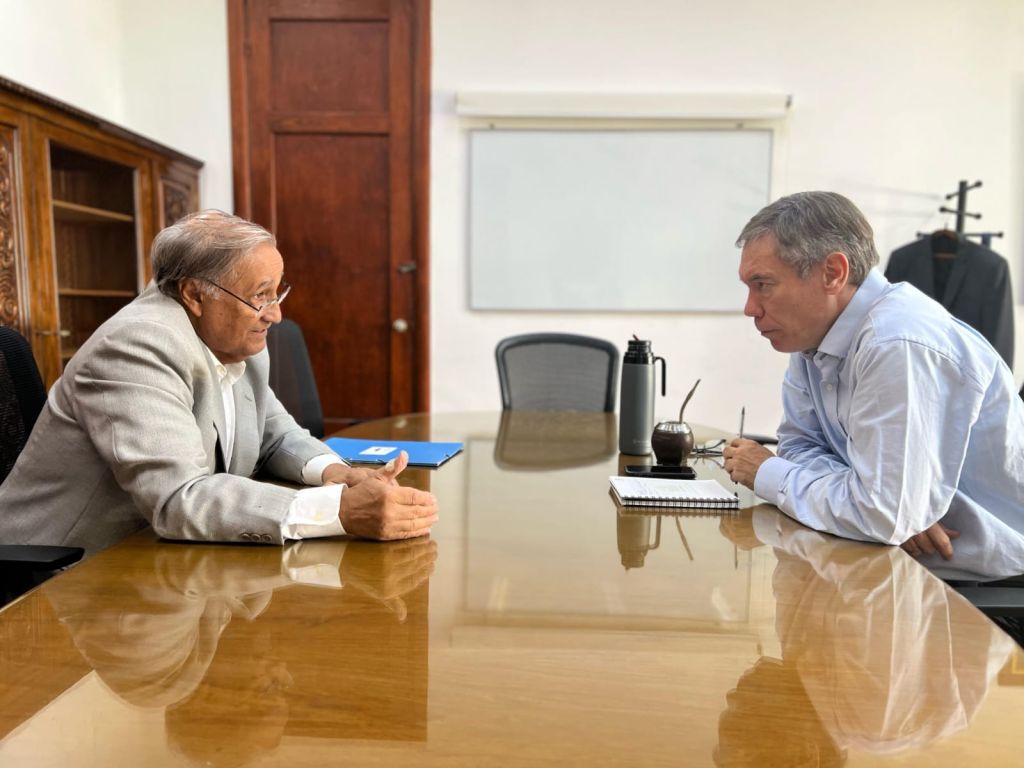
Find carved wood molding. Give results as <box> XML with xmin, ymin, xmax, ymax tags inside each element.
<box><xmin>161</xmin><ymin>179</ymin><xmax>191</xmax><ymax>228</ymax></box>
<box><xmin>0</xmin><ymin>127</ymin><xmax>20</xmax><ymax>327</ymax></box>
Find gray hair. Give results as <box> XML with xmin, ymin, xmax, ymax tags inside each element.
<box><xmin>152</xmin><ymin>210</ymin><xmax>276</xmax><ymax>298</ymax></box>
<box><xmin>735</xmin><ymin>191</ymin><xmax>879</xmax><ymax>285</ymax></box>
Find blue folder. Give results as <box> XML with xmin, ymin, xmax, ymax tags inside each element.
<box><xmin>324</xmin><ymin>437</ymin><xmax>464</xmax><ymax>468</ymax></box>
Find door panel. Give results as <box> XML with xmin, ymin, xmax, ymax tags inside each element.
<box><xmin>231</xmin><ymin>0</ymin><xmax>429</xmax><ymax>426</ymax></box>
<box><xmin>274</xmin><ymin>133</ymin><xmax>391</xmax><ymax>417</ymax></box>
<box><xmin>270</xmin><ymin>21</ymin><xmax>390</xmax><ymax>113</ymax></box>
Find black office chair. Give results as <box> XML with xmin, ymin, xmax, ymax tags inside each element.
<box><xmin>949</xmin><ymin>575</ymin><xmax>1024</xmax><ymax>649</ymax></box>
<box><xmin>267</xmin><ymin>318</ymin><xmax>324</xmax><ymax>438</ymax></box>
<box><xmin>495</xmin><ymin>333</ymin><xmax>619</xmax><ymax>412</ymax></box>
<box><xmin>0</xmin><ymin>326</ymin><xmax>46</xmax><ymax>479</ymax></box>
<box><xmin>0</xmin><ymin>326</ymin><xmax>84</xmax><ymax>604</ymax></box>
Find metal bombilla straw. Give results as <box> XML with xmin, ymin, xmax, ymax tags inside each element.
<box><xmin>679</xmin><ymin>379</ymin><xmax>700</xmax><ymax>424</ymax></box>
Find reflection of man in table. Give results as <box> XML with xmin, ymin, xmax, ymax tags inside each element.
<box><xmin>165</xmin><ymin>592</ymin><xmax>294</xmax><ymax>768</ymax></box>
<box><xmin>43</xmin><ymin>537</ymin><xmax>435</xmax><ymax>766</ymax></box>
<box><xmin>714</xmin><ymin>508</ymin><xmax>1015</xmax><ymax>766</ymax></box>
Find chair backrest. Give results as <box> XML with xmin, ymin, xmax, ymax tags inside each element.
<box><xmin>0</xmin><ymin>326</ymin><xmax>47</xmax><ymax>484</ymax></box>
<box><xmin>266</xmin><ymin>318</ymin><xmax>325</xmax><ymax>438</ymax></box>
<box><xmin>495</xmin><ymin>333</ymin><xmax>619</xmax><ymax>412</ymax></box>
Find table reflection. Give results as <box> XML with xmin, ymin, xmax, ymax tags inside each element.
<box><xmin>714</xmin><ymin>507</ymin><xmax>1016</xmax><ymax>766</ymax></box>
<box><xmin>616</xmin><ymin>509</ymin><xmax>707</xmax><ymax>570</ymax></box>
<box><xmin>4</xmin><ymin>412</ymin><xmax>1022</xmax><ymax>766</ymax></box>
<box><xmin>616</xmin><ymin>510</ymin><xmax>663</xmax><ymax>569</ymax></box>
<box><xmin>41</xmin><ymin>536</ymin><xmax>435</xmax><ymax>766</ymax></box>
<box><xmin>493</xmin><ymin>410</ymin><xmax>617</xmax><ymax>470</ymax></box>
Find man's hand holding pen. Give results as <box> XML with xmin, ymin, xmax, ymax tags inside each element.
<box><xmin>723</xmin><ymin>438</ymin><xmax>775</xmax><ymax>489</ymax></box>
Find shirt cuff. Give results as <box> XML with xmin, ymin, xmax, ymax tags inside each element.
<box><xmin>281</xmin><ymin>484</ymin><xmax>346</xmax><ymax>540</ymax></box>
<box><xmin>282</xmin><ymin>540</ymin><xmax>346</xmax><ymax>588</ymax></box>
<box><xmin>754</xmin><ymin>455</ymin><xmax>796</xmax><ymax>507</ymax></box>
<box><xmin>302</xmin><ymin>453</ymin><xmax>347</xmax><ymax>486</ymax></box>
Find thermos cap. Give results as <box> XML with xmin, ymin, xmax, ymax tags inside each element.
<box><xmin>624</xmin><ymin>338</ymin><xmax>653</xmax><ymax>364</ymax></box>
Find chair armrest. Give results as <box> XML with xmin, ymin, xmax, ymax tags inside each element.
<box><xmin>0</xmin><ymin>545</ymin><xmax>84</xmax><ymax>570</ymax></box>
<box><xmin>955</xmin><ymin>586</ymin><xmax>1024</xmax><ymax>618</ymax></box>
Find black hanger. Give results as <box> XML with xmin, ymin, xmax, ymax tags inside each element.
<box><xmin>930</xmin><ymin>229</ymin><xmax>959</xmax><ymax>258</ymax></box>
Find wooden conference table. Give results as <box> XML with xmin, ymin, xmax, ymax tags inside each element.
<box><xmin>1</xmin><ymin>411</ymin><xmax>1022</xmax><ymax>767</ymax></box>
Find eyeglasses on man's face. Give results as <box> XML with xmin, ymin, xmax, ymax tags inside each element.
<box><xmin>204</xmin><ymin>278</ymin><xmax>291</xmax><ymax>318</ymax></box>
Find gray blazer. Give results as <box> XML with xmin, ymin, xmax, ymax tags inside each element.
<box><xmin>885</xmin><ymin>237</ymin><xmax>1014</xmax><ymax>368</ymax></box>
<box><xmin>0</xmin><ymin>285</ymin><xmax>337</xmax><ymax>554</ymax></box>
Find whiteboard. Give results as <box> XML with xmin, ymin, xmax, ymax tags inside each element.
<box><xmin>469</xmin><ymin>129</ymin><xmax>772</xmax><ymax>311</ymax></box>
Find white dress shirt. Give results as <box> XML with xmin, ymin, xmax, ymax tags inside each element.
<box><xmin>753</xmin><ymin>270</ymin><xmax>1024</xmax><ymax>580</ymax></box>
<box><xmin>204</xmin><ymin>347</ymin><xmax>346</xmax><ymax>540</ymax></box>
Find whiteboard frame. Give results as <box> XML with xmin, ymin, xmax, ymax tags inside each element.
<box><xmin>465</xmin><ymin>120</ymin><xmax>784</xmax><ymax>313</ymax></box>
<box><xmin>456</xmin><ymin>91</ymin><xmax>792</xmax><ymax>121</ymax></box>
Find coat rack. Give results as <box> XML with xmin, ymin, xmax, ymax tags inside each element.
<box><xmin>916</xmin><ymin>179</ymin><xmax>1004</xmax><ymax>247</ymax></box>
<box><xmin>941</xmin><ymin>179</ymin><xmax>982</xmax><ymax>234</ymax></box>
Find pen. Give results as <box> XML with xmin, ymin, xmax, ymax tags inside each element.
<box><xmin>739</xmin><ymin>406</ymin><xmax>745</xmax><ymax>440</ymax></box>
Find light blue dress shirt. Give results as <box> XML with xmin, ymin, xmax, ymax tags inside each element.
<box><xmin>754</xmin><ymin>269</ymin><xmax>1024</xmax><ymax>580</ymax></box>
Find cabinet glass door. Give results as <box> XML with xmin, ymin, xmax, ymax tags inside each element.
<box><xmin>49</xmin><ymin>144</ymin><xmax>140</xmax><ymax>364</ymax></box>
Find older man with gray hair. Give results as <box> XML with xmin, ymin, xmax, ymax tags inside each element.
<box><xmin>0</xmin><ymin>210</ymin><xmax>438</xmax><ymax>555</ymax></box>
<box><xmin>723</xmin><ymin>191</ymin><xmax>1024</xmax><ymax>581</ymax></box>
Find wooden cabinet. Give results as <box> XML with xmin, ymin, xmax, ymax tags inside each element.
<box><xmin>0</xmin><ymin>77</ymin><xmax>202</xmax><ymax>387</ymax></box>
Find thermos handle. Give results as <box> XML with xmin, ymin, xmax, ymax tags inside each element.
<box><xmin>654</xmin><ymin>356</ymin><xmax>666</xmax><ymax>396</ymax></box>
<box><xmin>650</xmin><ymin>516</ymin><xmax>662</xmax><ymax>551</ymax></box>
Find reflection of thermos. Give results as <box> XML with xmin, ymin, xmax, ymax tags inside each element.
<box><xmin>616</xmin><ymin>513</ymin><xmax>661</xmax><ymax>569</ymax></box>
<box><xmin>618</xmin><ymin>338</ymin><xmax>666</xmax><ymax>455</ymax></box>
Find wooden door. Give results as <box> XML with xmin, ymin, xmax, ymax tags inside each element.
<box><xmin>229</xmin><ymin>0</ymin><xmax>430</xmax><ymax>429</ymax></box>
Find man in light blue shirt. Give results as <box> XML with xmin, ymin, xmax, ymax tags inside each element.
<box><xmin>723</xmin><ymin>191</ymin><xmax>1024</xmax><ymax>580</ymax></box>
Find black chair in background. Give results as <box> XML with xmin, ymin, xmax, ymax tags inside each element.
<box><xmin>495</xmin><ymin>333</ymin><xmax>619</xmax><ymax>412</ymax></box>
<box><xmin>267</xmin><ymin>318</ymin><xmax>324</xmax><ymax>438</ymax></box>
<box><xmin>0</xmin><ymin>326</ymin><xmax>84</xmax><ymax>604</ymax></box>
<box><xmin>950</xmin><ymin>576</ymin><xmax>1024</xmax><ymax>649</ymax></box>
<box><xmin>0</xmin><ymin>327</ymin><xmax>47</xmax><ymax>476</ymax></box>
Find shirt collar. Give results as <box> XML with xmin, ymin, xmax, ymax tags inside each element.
<box><xmin>202</xmin><ymin>344</ymin><xmax>246</xmax><ymax>386</ymax></box>
<box><xmin>810</xmin><ymin>268</ymin><xmax>889</xmax><ymax>361</ymax></box>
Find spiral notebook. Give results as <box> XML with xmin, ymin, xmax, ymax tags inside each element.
<box><xmin>609</xmin><ymin>476</ymin><xmax>739</xmax><ymax>511</ymax></box>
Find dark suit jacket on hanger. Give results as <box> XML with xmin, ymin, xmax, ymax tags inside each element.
<box><xmin>885</xmin><ymin>237</ymin><xmax>1014</xmax><ymax>368</ymax></box>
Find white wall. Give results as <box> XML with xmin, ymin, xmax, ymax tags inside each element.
<box><xmin>2</xmin><ymin>1</ymin><xmax>1022</xmax><ymax>430</ymax></box>
<box><xmin>432</xmin><ymin>0</ymin><xmax>1024</xmax><ymax>434</ymax></box>
<box><xmin>116</xmin><ymin>0</ymin><xmax>232</xmax><ymax>211</ymax></box>
<box><xmin>0</xmin><ymin>0</ymin><xmax>232</xmax><ymax>211</ymax></box>
<box><xmin>0</xmin><ymin>0</ymin><xmax>127</xmax><ymax>120</ymax></box>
